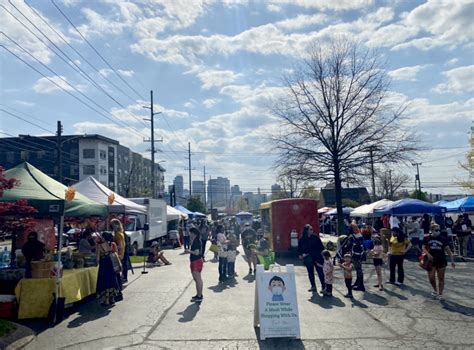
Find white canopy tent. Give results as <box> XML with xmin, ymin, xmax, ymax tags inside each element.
<box><xmin>74</xmin><ymin>176</ymin><xmax>146</xmax><ymax>214</ymax></box>
<box><xmin>167</xmin><ymin>205</ymin><xmax>188</xmax><ymax>221</ymax></box>
<box><xmin>350</xmin><ymin>199</ymin><xmax>393</xmax><ymax>218</ymax></box>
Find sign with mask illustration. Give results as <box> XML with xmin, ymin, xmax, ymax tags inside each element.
<box><xmin>254</xmin><ymin>264</ymin><xmax>300</xmax><ymax>340</ymax></box>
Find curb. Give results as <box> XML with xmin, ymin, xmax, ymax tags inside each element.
<box><xmin>0</xmin><ymin>322</ymin><xmax>35</xmax><ymax>350</ymax></box>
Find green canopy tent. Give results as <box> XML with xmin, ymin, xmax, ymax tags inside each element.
<box><xmin>1</xmin><ymin>162</ymin><xmax>107</xmax><ymax>323</ymax></box>
<box><xmin>1</xmin><ymin>162</ymin><xmax>107</xmax><ymax>217</ymax></box>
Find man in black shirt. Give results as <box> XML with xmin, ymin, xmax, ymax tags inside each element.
<box><xmin>22</xmin><ymin>232</ymin><xmax>45</xmax><ymax>278</ymax></box>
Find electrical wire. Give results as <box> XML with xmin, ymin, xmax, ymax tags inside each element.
<box><xmin>51</xmin><ymin>0</ymin><xmax>146</xmax><ymax>101</ymax></box>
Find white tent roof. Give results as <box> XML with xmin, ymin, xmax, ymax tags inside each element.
<box><xmin>74</xmin><ymin>176</ymin><xmax>147</xmax><ymax>214</ymax></box>
<box><xmin>350</xmin><ymin>199</ymin><xmax>393</xmax><ymax>218</ymax></box>
<box><xmin>167</xmin><ymin>205</ymin><xmax>188</xmax><ymax>221</ymax></box>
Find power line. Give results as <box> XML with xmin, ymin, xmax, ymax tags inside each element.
<box><xmin>0</xmin><ymin>103</ymin><xmax>56</xmax><ymax>128</ymax></box>
<box><xmin>0</xmin><ymin>44</ymin><xmax>149</xmax><ymax>141</ymax></box>
<box><xmin>1</xmin><ymin>108</ymin><xmax>54</xmax><ymax>134</ymax></box>
<box><xmin>51</xmin><ymin>0</ymin><xmax>146</xmax><ymax>100</ymax></box>
<box><xmin>2</xmin><ymin>4</ymin><xmax>148</xmax><ymax>129</ymax></box>
<box><xmin>24</xmin><ymin>0</ymin><xmax>142</xmax><ymax>105</ymax></box>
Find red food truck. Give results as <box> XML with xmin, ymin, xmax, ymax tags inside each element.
<box><xmin>260</xmin><ymin>198</ymin><xmax>319</xmax><ymax>252</ymax></box>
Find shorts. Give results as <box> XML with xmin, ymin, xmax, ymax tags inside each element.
<box><xmin>190</xmin><ymin>259</ymin><xmax>203</xmax><ymax>273</ymax></box>
<box><xmin>373</xmin><ymin>258</ymin><xmax>383</xmax><ymax>266</ymax></box>
<box><xmin>432</xmin><ymin>258</ymin><xmax>447</xmax><ymax>269</ymax></box>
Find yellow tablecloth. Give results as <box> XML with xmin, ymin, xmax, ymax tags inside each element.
<box><xmin>15</xmin><ymin>267</ymin><xmax>98</xmax><ymax>319</ymax></box>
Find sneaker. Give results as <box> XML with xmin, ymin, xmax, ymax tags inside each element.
<box><xmin>190</xmin><ymin>295</ymin><xmax>199</xmax><ymax>301</ymax></box>
<box><xmin>308</xmin><ymin>287</ymin><xmax>317</xmax><ymax>292</ymax></box>
<box><xmin>379</xmin><ymin>286</ymin><xmax>384</xmax><ymax>291</ymax></box>
<box><xmin>193</xmin><ymin>295</ymin><xmax>203</xmax><ymax>303</ymax></box>
<box><xmin>394</xmin><ymin>282</ymin><xmax>401</xmax><ymax>286</ymax></box>
<box><xmin>437</xmin><ymin>295</ymin><xmax>444</xmax><ymax>301</ymax></box>
<box><xmin>249</xmin><ymin>268</ymin><xmax>253</xmax><ymax>274</ymax></box>
<box><xmin>344</xmin><ymin>294</ymin><xmax>353</xmax><ymax>298</ymax></box>
<box><xmin>373</xmin><ymin>284</ymin><xmax>381</xmax><ymax>288</ymax></box>
<box><xmin>430</xmin><ymin>291</ymin><xmax>438</xmax><ymax>299</ymax></box>
<box><xmin>386</xmin><ymin>281</ymin><xmax>395</xmax><ymax>284</ymax></box>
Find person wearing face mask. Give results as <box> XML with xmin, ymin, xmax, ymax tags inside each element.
<box><xmin>423</xmin><ymin>224</ymin><xmax>455</xmax><ymax>300</ymax></box>
<box><xmin>298</xmin><ymin>224</ymin><xmax>325</xmax><ymax>293</ymax></box>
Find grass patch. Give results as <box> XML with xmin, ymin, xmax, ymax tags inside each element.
<box><xmin>129</xmin><ymin>256</ymin><xmax>147</xmax><ymax>264</ymax></box>
<box><xmin>0</xmin><ymin>319</ymin><xmax>16</xmax><ymax>337</ymax></box>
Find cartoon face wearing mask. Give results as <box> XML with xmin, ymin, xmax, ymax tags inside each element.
<box><xmin>268</xmin><ymin>276</ymin><xmax>286</xmax><ymax>302</ymax></box>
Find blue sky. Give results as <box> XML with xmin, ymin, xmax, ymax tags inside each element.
<box><xmin>1</xmin><ymin>0</ymin><xmax>473</xmax><ymax>196</ymax></box>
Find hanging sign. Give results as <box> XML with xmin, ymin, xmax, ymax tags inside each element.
<box><xmin>254</xmin><ymin>264</ymin><xmax>301</xmax><ymax>340</ymax></box>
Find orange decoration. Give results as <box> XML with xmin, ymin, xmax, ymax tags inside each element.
<box><xmin>65</xmin><ymin>187</ymin><xmax>76</xmax><ymax>202</ymax></box>
<box><xmin>108</xmin><ymin>192</ymin><xmax>115</xmax><ymax>205</ymax></box>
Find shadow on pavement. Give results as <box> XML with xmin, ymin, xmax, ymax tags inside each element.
<box><xmin>309</xmin><ymin>294</ymin><xmax>345</xmax><ymax>309</ymax></box>
<box><xmin>67</xmin><ymin>302</ymin><xmax>112</xmax><ymax>328</ymax></box>
<box><xmin>253</xmin><ymin>327</ymin><xmax>305</xmax><ymax>349</ymax></box>
<box><xmin>350</xmin><ymin>298</ymin><xmax>368</xmax><ymax>309</ymax></box>
<box><xmin>363</xmin><ymin>291</ymin><xmax>388</xmax><ymax>306</ymax></box>
<box><xmin>243</xmin><ymin>273</ymin><xmax>255</xmax><ymax>283</ymax></box>
<box><xmin>441</xmin><ymin>300</ymin><xmax>474</xmax><ymax>317</ymax></box>
<box><xmin>383</xmin><ymin>288</ymin><xmax>408</xmax><ymax>300</ymax></box>
<box><xmin>177</xmin><ymin>303</ymin><xmax>200</xmax><ymax>323</ymax></box>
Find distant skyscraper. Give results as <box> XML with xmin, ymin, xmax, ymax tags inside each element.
<box><xmin>231</xmin><ymin>185</ymin><xmax>242</xmax><ymax>196</ymax></box>
<box><xmin>174</xmin><ymin>175</ymin><xmax>184</xmax><ymax>204</ymax></box>
<box><xmin>208</xmin><ymin>177</ymin><xmax>230</xmax><ymax>207</ymax></box>
<box><xmin>192</xmin><ymin>180</ymin><xmax>205</xmax><ymax>204</ymax></box>
<box><xmin>271</xmin><ymin>184</ymin><xmax>282</xmax><ymax>196</ymax></box>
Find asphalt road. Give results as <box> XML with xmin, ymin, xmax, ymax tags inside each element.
<box><xmin>22</xmin><ymin>247</ymin><xmax>474</xmax><ymax>350</ymax></box>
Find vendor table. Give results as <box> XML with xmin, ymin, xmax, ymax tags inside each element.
<box><xmin>15</xmin><ymin>266</ymin><xmax>98</xmax><ymax>319</ymax></box>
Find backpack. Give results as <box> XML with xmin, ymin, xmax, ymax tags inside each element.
<box><xmin>351</xmin><ymin>236</ymin><xmax>364</xmax><ymax>256</ymax></box>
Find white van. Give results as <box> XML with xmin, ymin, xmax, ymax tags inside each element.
<box><xmin>128</xmin><ymin>198</ymin><xmax>168</xmax><ymax>254</ymax></box>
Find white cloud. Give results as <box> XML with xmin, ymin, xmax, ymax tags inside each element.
<box><xmin>203</xmin><ymin>98</ymin><xmax>221</xmax><ymax>108</ymax></box>
<box><xmin>185</xmin><ymin>66</ymin><xmax>242</xmax><ymax>90</ymax></box>
<box><xmin>275</xmin><ymin>14</ymin><xmax>328</xmax><ymax>30</ymax></box>
<box><xmin>267</xmin><ymin>4</ymin><xmax>282</xmax><ymax>12</ymax></box>
<box><xmin>99</xmin><ymin>68</ymin><xmax>113</xmax><ymax>77</ymax></box>
<box><xmin>388</xmin><ymin>65</ymin><xmax>429</xmax><ymax>81</ymax></box>
<box><xmin>268</xmin><ymin>0</ymin><xmax>373</xmax><ymax>11</ymax></box>
<box><xmin>403</xmin><ymin>97</ymin><xmax>474</xmax><ymax>125</ymax></box>
<box><xmin>0</xmin><ymin>1</ymin><xmax>71</xmax><ymax>64</ymax></box>
<box><xmin>184</xmin><ymin>101</ymin><xmax>195</xmax><ymax>109</ymax></box>
<box><xmin>73</xmin><ymin>121</ymin><xmax>146</xmax><ymax>147</ymax></box>
<box><xmin>33</xmin><ymin>76</ymin><xmax>77</xmax><ymax>94</ymax></box>
<box><xmin>432</xmin><ymin>65</ymin><xmax>474</xmax><ymax>94</ymax></box>
<box><xmin>445</xmin><ymin>58</ymin><xmax>459</xmax><ymax>66</ymax></box>
<box><xmin>12</xmin><ymin>100</ymin><xmax>35</xmax><ymax>107</ymax></box>
<box><xmin>118</xmin><ymin>69</ymin><xmax>134</xmax><ymax>77</ymax></box>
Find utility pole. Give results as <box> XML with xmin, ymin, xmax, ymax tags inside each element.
<box><xmin>412</xmin><ymin>162</ymin><xmax>422</xmax><ymax>199</ymax></box>
<box><xmin>143</xmin><ymin>90</ymin><xmax>162</xmax><ymax>199</ymax></box>
<box><xmin>209</xmin><ymin>175</ymin><xmax>213</xmax><ymax>211</ymax></box>
<box><xmin>188</xmin><ymin>142</ymin><xmax>192</xmax><ymax>198</ymax></box>
<box><xmin>56</xmin><ymin>120</ymin><xmax>63</xmax><ymax>183</ymax></box>
<box><xmin>369</xmin><ymin>147</ymin><xmax>376</xmax><ymax>200</ymax></box>
<box><xmin>203</xmin><ymin>166</ymin><xmax>207</xmax><ymax>209</ymax></box>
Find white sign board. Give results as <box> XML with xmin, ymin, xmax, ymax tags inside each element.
<box><xmin>254</xmin><ymin>264</ymin><xmax>301</xmax><ymax>340</ymax></box>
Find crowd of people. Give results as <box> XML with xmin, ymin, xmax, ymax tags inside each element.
<box><xmin>309</xmin><ymin>213</ymin><xmax>472</xmax><ymax>300</ymax></box>
<box><xmin>85</xmin><ymin>211</ymin><xmax>471</xmax><ymax>307</ymax></box>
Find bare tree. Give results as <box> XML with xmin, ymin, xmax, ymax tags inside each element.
<box><xmin>457</xmin><ymin>133</ymin><xmax>473</xmax><ymax>191</ymax></box>
<box><xmin>272</xmin><ymin>38</ymin><xmax>417</xmax><ymax>234</ymax></box>
<box><xmin>277</xmin><ymin>169</ymin><xmax>303</xmax><ymax>198</ymax></box>
<box><xmin>376</xmin><ymin>168</ymin><xmax>410</xmax><ymax>200</ymax></box>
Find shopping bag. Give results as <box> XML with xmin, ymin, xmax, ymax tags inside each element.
<box><xmin>110</xmin><ymin>252</ymin><xmax>122</xmax><ymax>273</ymax></box>
<box><xmin>419</xmin><ymin>252</ymin><xmax>432</xmax><ymax>271</ymax></box>
<box><xmin>209</xmin><ymin>244</ymin><xmax>219</xmax><ymax>254</ymax></box>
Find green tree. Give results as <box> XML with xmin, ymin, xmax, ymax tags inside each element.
<box><xmin>187</xmin><ymin>196</ymin><xmax>206</xmax><ymax>213</ymax></box>
<box><xmin>409</xmin><ymin>190</ymin><xmax>428</xmax><ymax>202</ymax></box>
<box><xmin>341</xmin><ymin>198</ymin><xmax>361</xmax><ymax>208</ymax></box>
